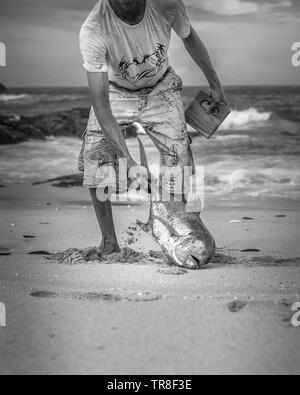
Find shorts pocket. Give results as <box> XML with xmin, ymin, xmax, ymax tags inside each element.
<box><xmin>162</xmin><ymin>69</ymin><xmax>183</xmax><ymax>92</ymax></box>
<box><xmin>78</xmin><ymin>131</ymin><xmax>106</xmax><ymax>172</ymax></box>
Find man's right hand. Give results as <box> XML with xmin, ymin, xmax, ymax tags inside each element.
<box><xmin>128</xmin><ymin>159</ymin><xmax>149</xmax><ymax>191</ymax></box>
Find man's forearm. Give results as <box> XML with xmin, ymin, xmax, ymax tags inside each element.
<box><xmin>92</xmin><ymin>99</ymin><xmax>132</xmax><ymax>160</ymax></box>
<box><xmin>87</xmin><ymin>71</ymin><xmax>134</xmax><ymax>164</ymax></box>
<box><xmin>184</xmin><ymin>26</ymin><xmax>222</xmax><ymax>90</ymax></box>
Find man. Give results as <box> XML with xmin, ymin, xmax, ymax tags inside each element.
<box><xmin>79</xmin><ymin>0</ymin><xmax>226</xmax><ymax>256</ymax></box>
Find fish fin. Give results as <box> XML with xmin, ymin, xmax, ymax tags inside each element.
<box><xmin>138</xmin><ymin>138</ymin><xmax>149</xmax><ymax>171</ymax></box>
<box><xmin>137</xmin><ymin>137</ymin><xmax>152</xmax><ymax>194</ymax></box>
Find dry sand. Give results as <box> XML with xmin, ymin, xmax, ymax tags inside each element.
<box><xmin>0</xmin><ymin>184</ymin><xmax>299</xmax><ymax>375</ymax></box>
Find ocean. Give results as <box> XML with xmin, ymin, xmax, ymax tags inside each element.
<box><xmin>0</xmin><ymin>85</ymin><xmax>299</xmax><ymax>200</ymax></box>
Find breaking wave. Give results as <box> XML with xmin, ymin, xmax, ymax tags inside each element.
<box><xmin>220</xmin><ymin>108</ymin><xmax>272</xmax><ymax>130</ymax></box>
<box><xmin>0</xmin><ymin>94</ymin><xmax>30</xmax><ymax>102</ymax></box>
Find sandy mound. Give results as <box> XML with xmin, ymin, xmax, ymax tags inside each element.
<box><xmin>50</xmin><ymin>247</ymin><xmax>166</xmax><ymax>266</ymax></box>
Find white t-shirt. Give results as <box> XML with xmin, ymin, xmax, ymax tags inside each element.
<box><xmin>80</xmin><ymin>0</ymin><xmax>191</xmax><ymax>90</ymax></box>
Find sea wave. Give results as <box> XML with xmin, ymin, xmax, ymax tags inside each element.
<box><xmin>0</xmin><ymin>137</ymin><xmax>299</xmax><ymax>199</ymax></box>
<box><xmin>220</xmin><ymin>108</ymin><xmax>272</xmax><ymax>130</ymax></box>
<box><xmin>203</xmin><ymin>156</ymin><xmax>300</xmax><ymax>199</ymax></box>
<box><xmin>0</xmin><ymin>94</ymin><xmax>30</xmax><ymax>102</ymax></box>
<box><xmin>0</xmin><ymin>93</ymin><xmax>88</xmax><ymax>103</ymax></box>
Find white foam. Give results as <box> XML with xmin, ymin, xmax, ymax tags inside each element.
<box><xmin>220</xmin><ymin>108</ymin><xmax>271</xmax><ymax>130</ymax></box>
<box><xmin>0</xmin><ymin>94</ymin><xmax>29</xmax><ymax>102</ymax></box>
<box><xmin>0</xmin><ymin>135</ymin><xmax>299</xmax><ymax>199</ymax></box>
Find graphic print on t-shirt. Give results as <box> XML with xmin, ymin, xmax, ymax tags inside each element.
<box><xmin>115</xmin><ymin>43</ymin><xmax>166</xmax><ymax>82</ymax></box>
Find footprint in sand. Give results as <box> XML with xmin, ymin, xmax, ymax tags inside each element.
<box><xmin>71</xmin><ymin>292</ymin><xmax>122</xmax><ymax>303</ymax></box>
<box><xmin>125</xmin><ymin>292</ymin><xmax>163</xmax><ymax>302</ymax></box>
<box><xmin>228</xmin><ymin>300</ymin><xmax>248</xmax><ymax>313</ymax></box>
<box><xmin>212</xmin><ymin>253</ymin><xmax>236</xmax><ymax>265</ymax></box>
<box><xmin>31</xmin><ymin>290</ymin><xmax>122</xmax><ymax>302</ymax></box>
<box><xmin>29</xmin><ymin>250</ymin><xmax>51</xmax><ymax>256</ymax></box>
<box><xmin>0</xmin><ymin>246</ymin><xmax>13</xmax><ymax>256</ymax></box>
<box><xmin>157</xmin><ymin>267</ymin><xmax>188</xmax><ymax>275</ymax></box>
<box><xmin>31</xmin><ymin>291</ymin><xmax>59</xmax><ymax>298</ymax></box>
<box><xmin>251</xmin><ymin>256</ymin><xmax>300</xmax><ymax>267</ymax></box>
<box><xmin>30</xmin><ymin>289</ymin><xmax>163</xmax><ymax>303</ymax></box>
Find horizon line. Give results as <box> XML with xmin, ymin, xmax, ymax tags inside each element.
<box><xmin>3</xmin><ymin>83</ymin><xmax>300</xmax><ymax>90</ymax></box>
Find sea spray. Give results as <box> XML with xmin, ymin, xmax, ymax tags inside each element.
<box><xmin>220</xmin><ymin>108</ymin><xmax>271</xmax><ymax>130</ymax></box>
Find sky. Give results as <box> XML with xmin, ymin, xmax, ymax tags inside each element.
<box><xmin>0</xmin><ymin>0</ymin><xmax>299</xmax><ymax>87</ymax></box>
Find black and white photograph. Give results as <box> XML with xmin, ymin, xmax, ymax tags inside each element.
<box><xmin>0</xmin><ymin>0</ymin><xmax>299</xmax><ymax>377</ymax></box>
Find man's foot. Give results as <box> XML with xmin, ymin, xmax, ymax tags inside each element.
<box><xmin>98</xmin><ymin>239</ymin><xmax>121</xmax><ymax>256</ymax></box>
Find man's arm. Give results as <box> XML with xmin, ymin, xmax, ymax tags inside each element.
<box><xmin>183</xmin><ymin>26</ymin><xmax>227</xmax><ymax>112</ymax></box>
<box><xmin>87</xmin><ymin>71</ymin><xmax>136</xmax><ymax>166</ymax></box>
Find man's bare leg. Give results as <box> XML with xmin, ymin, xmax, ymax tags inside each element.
<box><xmin>89</xmin><ymin>188</ymin><xmax>121</xmax><ymax>255</ymax></box>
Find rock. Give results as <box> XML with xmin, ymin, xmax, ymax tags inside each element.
<box><xmin>0</xmin><ymin>108</ymin><xmax>90</xmax><ymax>145</ymax></box>
<box><xmin>0</xmin><ymin>84</ymin><xmax>8</xmax><ymax>94</ymax></box>
<box><xmin>33</xmin><ymin>173</ymin><xmax>83</xmax><ymax>188</ymax></box>
<box><xmin>0</xmin><ymin>113</ymin><xmax>47</xmax><ymax>144</ymax></box>
<box><xmin>0</xmin><ymin>107</ymin><xmax>138</xmax><ymax>145</ymax></box>
<box><xmin>32</xmin><ymin>108</ymin><xmax>89</xmax><ymax>139</ymax></box>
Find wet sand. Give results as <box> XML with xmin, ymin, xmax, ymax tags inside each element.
<box><xmin>0</xmin><ymin>185</ymin><xmax>299</xmax><ymax>375</ymax></box>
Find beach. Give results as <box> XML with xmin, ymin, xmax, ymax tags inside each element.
<box><xmin>0</xmin><ymin>184</ymin><xmax>299</xmax><ymax>375</ymax></box>
<box><xmin>1</xmin><ymin>0</ymin><xmax>299</xmax><ymax>376</ymax></box>
<box><xmin>0</xmin><ymin>85</ymin><xmax>299</xmax><ymax>375</ymax></box>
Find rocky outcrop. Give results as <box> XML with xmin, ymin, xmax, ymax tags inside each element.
<box><xmin>0</xmin><ymin>107</ymin><xmax>139</xmax><ymax>145</ymax></box>
<box><xmin>32</xmin><ymin>108</ymin><xmax>90</xmax><ymax>139</ymax></box>
<box><xmin>0</xmin><ymin>84</ymin><xmax>8</xmax><ymax>94</ymax></box>
<box><xmin>0</xmin><ymin>114</ymin><xmax>47</xmax><ymax>144</ymax></box>
<box><xmin>33</xmin><ymin>173</ymin><xmax>83</xmax><ymax>188</ymax></box>
<box><xmin>0</xmin><ymin>108</ymin><xmax>90</xmax><ymax>144</ymax></box>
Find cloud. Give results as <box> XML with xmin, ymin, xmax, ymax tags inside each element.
<box><xmin>1</xmin><ymin>0</ymin><xmax>299</xmax><ymax>86</ymax></box>
<box><xmin>187</xmin><ymin>0</ymin><xmax>293</xmax><ymax>16</ymax></box>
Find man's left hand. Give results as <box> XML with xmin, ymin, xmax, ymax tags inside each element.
<box><xmin>208</xmin><ymin>87</ymin><xmax>228</xmax><ymax>114</ymax></box>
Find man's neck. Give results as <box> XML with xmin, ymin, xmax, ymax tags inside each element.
<box><xmin>109</xmin><ymin>0</ymin><xmax>146</xmax><ymax>26</ymax></box>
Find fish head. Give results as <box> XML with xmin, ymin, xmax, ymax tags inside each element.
<box><xmin>173</xmin><ymin>235</ymin><xmax>215</xmax><ymax>270</ymax></box>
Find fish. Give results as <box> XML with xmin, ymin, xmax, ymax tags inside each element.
<box><xmin>137</xmin><ymin>138</ymin><xmax>216</xmax><ymax>270</ymax></box>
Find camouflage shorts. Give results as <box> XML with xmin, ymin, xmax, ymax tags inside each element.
<box><xmin>79</xmin><ymin>67</ymin><xmax>194</xmax><ymax>190</ymax></box>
